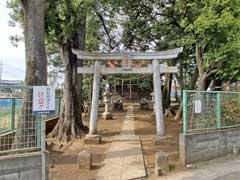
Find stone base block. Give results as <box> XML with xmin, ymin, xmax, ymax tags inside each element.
<box><xmin>155</xmin><ymin>151</ymin><xmax>170</xmax><ymax>173</ymax></box>
<box><xmin>84</xmin><ymin>135</ymin><xmax>102</xmax><ymax>144</ymax></box>
<box><xmin>102</xmin><ymin>112</ymin><xmax>113</xmax><ymax>120</ymax></box>
<box><xmin>153</xmin><ymin>136</ymin><xmax>172</xmax><ymax>145</ymax></box>
<box><xmin>155</xmin><ymin>167</ymin><xmax>163</xmax><ymax>176</ymax></box>
<box><xmin>78</xmin><ymin>151</ymin><xmax>92</xmax><ymax>169</ymax></box>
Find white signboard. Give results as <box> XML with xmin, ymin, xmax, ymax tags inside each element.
<box><xmin>194</xmin><ymin>100</ymin><xmax>202</xmax><ymax>114</ymax></box>
<box><xmin>122</xmin><ymin>53</ymin><xmax>132</xmax><ymax>71</ymax></box>
<box><xmin>33</xmin><ymin>86</ymin><xmax>55</xmax><ymax>115</ymax></box>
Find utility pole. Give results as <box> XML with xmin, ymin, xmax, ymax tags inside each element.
<box><xmin>0</xmin><ymin>60</ymin><xmax>3</xmax><ymax>85</ymax></box>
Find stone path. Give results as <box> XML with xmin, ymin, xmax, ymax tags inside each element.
<box><xmin>97</xmin><ymin>106</ymin><xmax>146</xmax><ymax>180</ymax></box>
<box><xmin>158</xmin><ymin>156</ymin><xmax>240</xmax><ymax>180</ymax></box>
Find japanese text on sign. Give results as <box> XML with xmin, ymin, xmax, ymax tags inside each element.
<box><xmin>33</xmin><ymin>86</ymin><xmax>55</xmax><ymax>115</ymax></box>
<box><xmin>122</xmin><ymin>53</ymin><xmax>132</xmax><ymax>71</ymax></box>
<box><xmin>194</xmin><ymin>100</ymin><xmax>202</xmax><ymax>113</ymax></box>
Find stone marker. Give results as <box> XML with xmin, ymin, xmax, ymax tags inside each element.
<box><xmin>155</xmin><ymin>167</ymin><xmax>163</xmax><ymax>176</ymax></box>
<box><xmin>155</xmin><ymin>151</ymin><xmax>169</xmax><ymax>176</ymax></box>
<box><xmin>186</xmin><ymin>164</ymin><xmax>197</xmax><ymax>169</ymax></box>
<box><xmin>77</xmin><ymin>151</ymin><xmax>92</xmax><ymax>169</ymax></box>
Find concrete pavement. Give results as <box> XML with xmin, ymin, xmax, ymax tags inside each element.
<box><xmin>158</xmin><ymin>155</ymin><xmax>240</xmax><ymax>180</ymax></box>
<box><xmin>97</xmin><ymin>106</ymin><xmax>146</xmax><ymax>180</ymax></box>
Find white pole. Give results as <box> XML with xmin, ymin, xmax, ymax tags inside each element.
<box><xmin>89</xmin><ymin>60</ymin><xmax>101</xmax><ymax>135</ymax></box>
<box><xmin>41</xmin><ymin>116</ymin><xmax>46</xmax><ymax>180</ymax></box>
<box><xmin>114</xmin><ymin>79</ymin><xmax>117</xmax><ymax>93</ymax></box>
<box><xmin>122</xmin><ymin>79</ymin><xmax>124</xmax><ymax>96</ymax></box>
<box><xmin>130</xmin><ymin>80</ymin><xmax>132</xmax><ymax>100</ymax></box>
<box><xmin>153</xmin><ymin>60</ymin><xmax>165</xmax><ymax>136</ymax></box>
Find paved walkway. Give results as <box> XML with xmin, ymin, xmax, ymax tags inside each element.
<box><xmin>97</xmin><ymin>106</ymin><xmax>146</xmax><ymax>180</ymax></box>
<box><xmin>158</xmin><ymin>156</ymin><xmax>240</xmax><ymax>180</ymax></box>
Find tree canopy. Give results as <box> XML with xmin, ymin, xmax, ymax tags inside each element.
<box><xmin>6</xmin><ymin>0</ymin><xmax>240</xmax><ymax>126</ymax></box>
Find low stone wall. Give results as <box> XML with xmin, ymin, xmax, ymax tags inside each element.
<box><xmin>180</xmin><ymin>127</ymin><xmax>240</xmax><ymax>165</ymax></box>
<box><xmin>0</xmin><ymin>151</ymin><xmax>48</xmax><ymax>180</ymax></box>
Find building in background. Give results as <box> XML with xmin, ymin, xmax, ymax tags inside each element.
<box><xmin>0</xmin><ymin>80</ymin><xmax>23</xmax><ymax>95</ymax></box>
<box><xmin>1</xmin><ymin>80</ymin><xmax>22</xmax><ymax>86</ymax></box>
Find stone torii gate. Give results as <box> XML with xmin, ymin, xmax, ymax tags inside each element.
<box><xmin>72</xmin><ymin>47</ymin><xmax>183</xmax><ymax>142</ymax></box>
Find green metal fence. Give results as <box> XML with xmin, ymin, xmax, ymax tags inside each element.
<box><xmin>0</xmin><ymin>85</ymin><xmax>61</xmax><ymax>155</ymax></box>
<box><xmin>183</xmin><ymin>90</ymin><xmax>240</xmax><ymax>134</ymax></box>
<box><xmin>0</xmin><ymin>96</ymin><xmax>61</xmax><ymax>133</ymax></box>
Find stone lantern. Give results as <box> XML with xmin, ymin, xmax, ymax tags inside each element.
<box><xmin>150</xmin><ymin>92</ymin><xmax>155</xmax><ymax>111</ymax></box>
<box><xmin>102</xmin><ymin>83</ymin><xmax>113</xmax><ymax>120</ymax></box>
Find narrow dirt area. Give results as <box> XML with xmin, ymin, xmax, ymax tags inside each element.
<box><xmin>48</xmin><ymin>102</ymin><xmax>183</xmax><ymax>180</ymax></box>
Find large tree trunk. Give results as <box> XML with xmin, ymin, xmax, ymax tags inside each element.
<box><xmin>174</xmin><ymin>68</ymin><xmax>199</xmax><ymax>121</ymax></box>
<box><xmin>72</xmin><ymin>17</ymin><xmax>86</xmax><ymax>134</ymax></box>
<box><xmin>196</xmin><ymin>44</ymin><xmax>210</xmax><ymax>90</ymax></box>
<box><xmin>22</xmin><ymin>0</ymin><xmax>47</xmax><ymax>85</ymax></box>
<box><xmin>162</xmin><ymin>73</ymin><xmax>173</xmax><ymax>111</ymax></box>
<box><xmin>163</xmin><ymin>73</ymin><xmax>173</xmax><ymax>117</ymax></box>
<box><xmin>196</xmin><ymin>44</ymin><xmax>218</xmax><ymax>90</ymax></box>
<box><xmin>50</xmin><ymin>17</ymin><xmax>88</xmax><ymax>142</ymax></box>
<box><xmin>14</xmin><ymin>0</ymin><xmax>47</xmax><ymax>149</ymax></box>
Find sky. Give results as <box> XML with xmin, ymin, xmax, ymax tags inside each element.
<box><xmin>0</xmin><ymin>0</ymin><xmax>25</xmax><ymax>80</ymax></box>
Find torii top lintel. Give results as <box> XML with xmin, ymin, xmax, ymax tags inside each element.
<box><xmin>72</xmin><ymin>47</ymin><xmax>183</xmax><ymax>61</ymax></box>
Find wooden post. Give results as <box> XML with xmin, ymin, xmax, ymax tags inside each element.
<box><xmin>153</xmin><ymin>60</ymin><xmax>165</xmax><ymax>137</ymax></box>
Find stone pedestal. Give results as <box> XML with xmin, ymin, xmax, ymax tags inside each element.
<box><xmin>77</xmin><ymin>151</ymin><xmax>92</xmax><ymax>169</ymax></box>
<box><xmin>155</xmin><ymin>151</ymin><xmax>169</xmax><ymax>176</ymax></box>
<box><xmin>102</xmin><ymin>111</ymin><xmax>113</xmax><ymax>120</ymax></box>
<box><xmin>83</xmin><ymin>134</ymin><xmax>102</xmax><ymax>144</ymax></box>
<box><xmin>155</xmin><ymin>167</ymin><xmax>163</xmax><ymax>176</ymax></box>
<box><xmin>153</xmin><ymin>135</ymin><xmax>171</xmax><ymax>145</ymax></box>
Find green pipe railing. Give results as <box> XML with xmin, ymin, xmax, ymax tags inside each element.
<box><xmin>0</xmin><ymin>96</ymin><xmax>62</xmax><ymax>133</ymax></box>
<box><xmin>183</xmin><ymin>90</ymin><xmax>240</xmax><ymax>134</ymax></box>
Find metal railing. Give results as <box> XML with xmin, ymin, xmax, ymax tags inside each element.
<box><xmin>0</xmin><ymin>96</ymin><xmax>62</xmax><ymax>133</ymax></box>
<box><xmin>183</xmin><ymin>90</ymin><xmax>240</xmax><ymax>134</ymax></box>
<box><xmin>0</xmin><ymin>85</ymin><xmax>61</xmax><ymax>155</ymax></box>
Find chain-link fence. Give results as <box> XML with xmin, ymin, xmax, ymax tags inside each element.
<box><xmin>183</xmin><ymin>90</ymin><xmax>240</xmax><ymax>134</ymax></box>
<box><xmin>0</xmin><ymin>85</ymin><xmax>61</xmax><ymax>155</ymax></box>
<box><xmin>0</xmin><ymin>85</ymin><xmax>40</xmax><ymax>154</ymax></box>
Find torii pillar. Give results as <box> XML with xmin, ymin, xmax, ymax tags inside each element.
<box><xmin>153</xmin><ymin>59</ymin><xmax>165</xmax><ymax>136</ymax></box>
<box><xmin>84</xmin><ymin>60</ymin><xmax>103</xmax><ymax>144</ymax></box>
<box><xmin>88</xmin><ymin>60</ymin><xmax>101</xmax><ymax>135</ymax></box>
<box><xmin>72</xmin><ymin>47</ymin><xmax>183</xmax><ymax>144</ymax></box>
